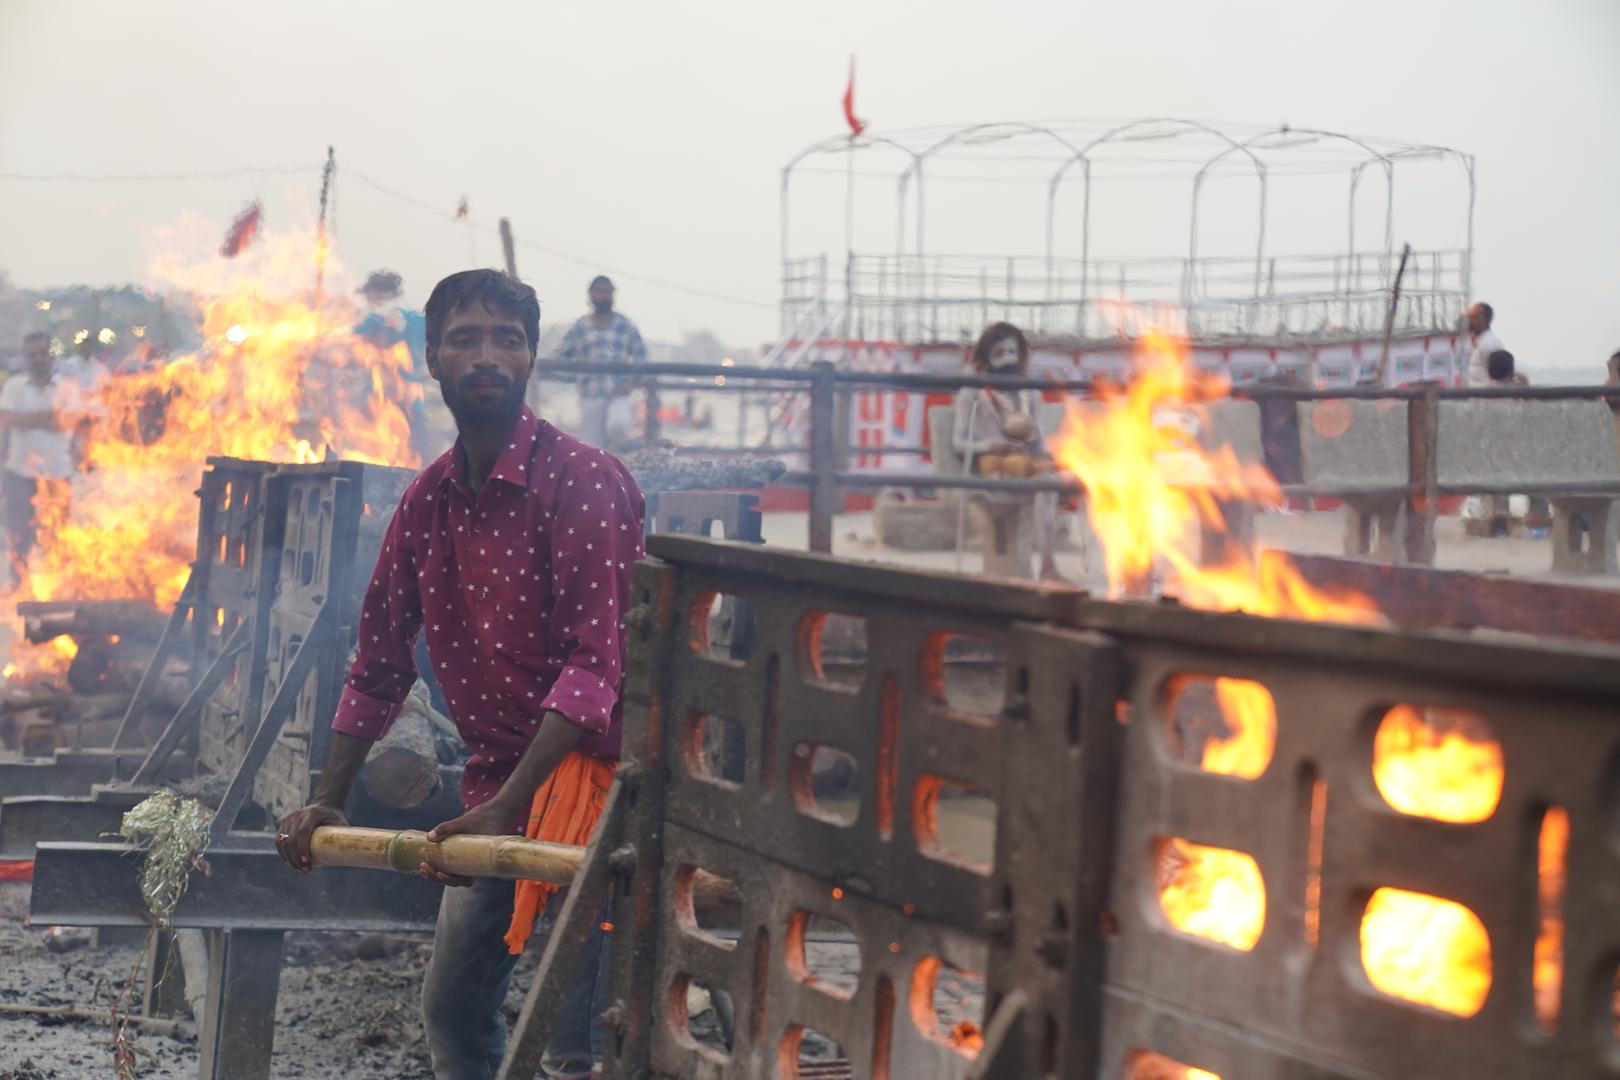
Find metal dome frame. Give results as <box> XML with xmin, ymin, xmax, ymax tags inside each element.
<box><xmin>778</xmin><ymin>118</ymin><xmax>1475</xmax><ymax>346</ymax></box>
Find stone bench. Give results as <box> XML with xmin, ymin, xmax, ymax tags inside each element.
<box><xmin>1299</xmin><ymin>399</ymin><xmax>1620</xmax><ymax>573</ymax></box>
<box><xmin>1298</xmin><ymin>401</ymin><xmax>1410</xmax><ymax>561</ymax></box>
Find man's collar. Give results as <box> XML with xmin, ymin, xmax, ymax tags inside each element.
<box><xmin>445</xmin><ymin>406</ymin><xmax>543</xmax><ymax>496</ymax></box>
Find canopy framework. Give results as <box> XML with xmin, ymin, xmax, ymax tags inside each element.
<box><xmin>780</xmin><ymin>118</ymin><xmax>1475</xmax><ymax>346</ymax></box>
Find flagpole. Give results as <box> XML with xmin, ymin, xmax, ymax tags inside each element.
<box><xmin>844</xmin><ymin>55</ymin><xmax>858</xmax><ymax>354</ymax></box>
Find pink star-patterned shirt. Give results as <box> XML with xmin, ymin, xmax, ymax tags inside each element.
<box><xmin>331</xmin><ymin>406</ymin><xmax>646</xmax><ymax>811</ymax></box>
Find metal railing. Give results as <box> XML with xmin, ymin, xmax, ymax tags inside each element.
<box><xmin>780</xmin><ymin>248</ymin><xmax>1470</xmax><ymax>343</ymax></box>
<box><xmin>534</xmin><ymin>357</ymin><xmax>1620</xmax><ymax>563</ymax></box>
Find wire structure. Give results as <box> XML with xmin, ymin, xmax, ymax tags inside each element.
<box><xmin>780</xmin><ymin>118</ymin><xmax>1476</xmax><ymax>346</ymax></box>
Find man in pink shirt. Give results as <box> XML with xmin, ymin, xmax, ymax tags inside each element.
<box><xmin>276</xmin><ymin>269</ymin><xmax>645</xmax><ymax>1079</ymax></box>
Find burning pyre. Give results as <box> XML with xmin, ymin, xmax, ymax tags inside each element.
<box><xmin>1049</xmin><ymin>329</ymin><xmax>1526</xmax><ymax>1076</ymax></box>
<box><xmin>2</xmin><ymin>226</ymin><xmax>424</xmax><ymax>686</ymax></box>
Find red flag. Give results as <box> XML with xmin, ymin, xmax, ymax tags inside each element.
<box><xmin>842</xmin><ymin>56</ymin><xmax>866</xmax><ymax>136</ymax></box>
<box><xmin>219</xmin><ymin>200</ymin><xmax>263</xmax><ymax>259</ymax></box>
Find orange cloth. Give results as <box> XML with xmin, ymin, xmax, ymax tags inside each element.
<box><xmin>503</xmin><ymin>751</ymin><xmax>616</xmax><ymax>955</ymax></box>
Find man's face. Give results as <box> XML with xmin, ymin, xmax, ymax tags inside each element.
<box><xmin>22</xmin><ymin>338</ymin><xmax>52</xmax><ymax>380</ymax></box>
<box><xmin>1467</xmin><ymin>305</ymin><xmax>1489</xmax><ymax>334</ymax></box>
<box><xmin>589</xmin><ymin>282</ymin><xmax>615</xmax><ymax>314</ymax></box>
<box><xmin>987</xmin><ymin>335</ymin><xmax>1022</xmax><ymax>372</ymax></box>
<box><xmin>426</xmin><ymin>301</ymin><xmax>532</xmax><ymax>430</ymax></box>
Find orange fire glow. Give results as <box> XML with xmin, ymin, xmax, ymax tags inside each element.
<box><xmin>1358</xmin><ymin>704</ymin><xmax>1504</xmax><ymax>1015</ymax></box>
<box><xmin>3</xmin><ymin>226</ymin><xmax>422</xmax><ymax>680</ymax></box>
<box><xmin>1052</xmin><ymin>326</ymin><xmax>1506</xmax><ymax>1018</ymax></box>
<box><xmin>1360</xmin><ymin>887</ymin><xmax>1491</xmax><ymax>1016</ymax></box>
<box><xmin>1372</xmin><ymin>706</ymin><xmax>1503</xmax><ymax>825</ymax></box>
<box><xmin>1049</xmin><ymin>328</ymin><xmax>1378</xmax><ymax>623</ymax></box>
<box><xmin>1196</xmin><ymin>677</ymin><xmax>1275</xmax><ymax>780</ymax></box>
<box><xmin>1534</xmin><ymin>806</ymin><xmax>1568</xmax><ymax>1031</ymax></box>
<box><xmin>1156</xmin><ymin>838</ymin><xmax>1265</xmax><ymax>951</ymax></box>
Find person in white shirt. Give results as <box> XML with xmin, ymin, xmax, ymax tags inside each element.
<box><xmin>1466</xmin><ymin>302</ymin><xmax>1506</xmax><ymax>387</ymax></box>
<box><xmin>0</xmin><ymin>333</ymin><xmax>83</xmax><ymax>565</ymax></box>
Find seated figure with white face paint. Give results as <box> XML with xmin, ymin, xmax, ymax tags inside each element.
<box><xmin>951</xmin><ymin>321</ymin><xmax>1066</xmax><ymax>581</ymax></box>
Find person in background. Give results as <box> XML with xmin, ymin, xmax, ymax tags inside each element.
<box><xmin>1486</xmin><ymin>349</ymin><xmax>1528</xmax><ymax>387</ymax></box>
<box><xmin>1465</xmin><ymin>302</ymin><xmax>1506</xmax><ymax>387</ymax></box>
<box><xmin>0</xmin><ymin>332</ymin><xmax>84</xmax><ymax>570</ymax></box>
<box><xmin>277</xmin><ymin>270</ymin><xmax>642</xmax><ymax>1080</ymax></box>
<box><xmin>1469</xmin><ymin>348</ymin><xmax>1547</xmax><ymax>533</ymax></box>
<box><xmin>354</xmin><ymin>269</ymin><xmax>434</xmax><ymax>462</ymax></box>
<box><xmin>60</xmin><ymin>332</ymin><xmax>111</xmax><ymax>393</ymax></box>
<box><xmin>951</xmin><ymin>321</ymin><xmax>1067</xmax><ymax>581</ymax></box>
<box><xmin>555</xmin><ymin>275</ymin><xmax>646</xmax><ymax>451</ymax></box>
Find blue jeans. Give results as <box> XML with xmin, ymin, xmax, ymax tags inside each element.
<box><xmin>421</xmin><ymin>877</ymin><xmax>610</xmax><ymax>1080</ymax></box>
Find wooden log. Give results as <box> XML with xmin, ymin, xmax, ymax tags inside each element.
<box><xmin>0</xmin><ymin>1001</ymin><xmax>188</xmax><ymax>1037</ymax></box>
<box><xmin>18</xmin><ymin>600</ymin><xmax>167</xmax><ymax>644</ymax></box>
<box><xmin>308</xmin><ymin>825</ymin><xmax>741</xmax><ymax>905</ymax></box>
<box><xmin>1272</xmin><ymin>550</ymin><xmax>1620</xmax><ymax>646</ymax></box>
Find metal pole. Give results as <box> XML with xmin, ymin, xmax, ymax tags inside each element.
<box><xmin>1080</xmin><ymin>159</ymin><xmax>1091</xmax><ymax>336</ymax></box>
<box><xmin>808</xmin><ymin>360</ymin><xmax>837</xmax><ymax>553</ymax></box>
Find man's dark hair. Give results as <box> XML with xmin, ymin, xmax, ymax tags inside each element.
<box><xmin>588</xmin><ymin>275</ymin><xmax>613</xmax><ymax>291</ymax></box>
<box><xmin>424</xmin><ymin>270</ymin><xmax>540</xmax><ymax>357</ymax></box>
<box><xmin>21</xmin><ymin>331</ymin><xmax>49</xmax><ymax>348</ymax></box>
<box><xmin>1475</xmin><ymin>302</ymin><xmax>1494</xmax><ymax>324</ymax></box>
<box><xmin>970</xmin><ymin>321</ymin><xmax>1030</xmax><ymax>373</ymax></box>
<box><xmin>1486</xmin><ymin>349</ymin><xmax>1515</xmax><ymax>382</ymax></box>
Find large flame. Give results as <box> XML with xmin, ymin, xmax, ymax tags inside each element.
<box><xmin>1049</xmin><ymin>328</ymin><xmax>1375</xmax><ymax>623</ymax></box>
<box><xmin>1052</xmin><ymin>328</ymin><xmax>1506</xmax><ymax>1018</ymax></box>
<box><xmin>3</xmin><ymin>225</ymin><xmax>423</xmax><ymax>679</ymax></box>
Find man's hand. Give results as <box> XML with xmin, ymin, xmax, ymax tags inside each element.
<box><xmin>420</xmin><ymin>798</ymin><xmax>521</xmax><ymax>887</ymax></box>
<box><xmin>275</xmin><ymin>804</ymin><xmax>348</xmax><ymax>874</ymax></box>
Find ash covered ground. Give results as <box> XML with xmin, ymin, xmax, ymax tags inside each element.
<box><xmin>0</xmin><ymin>880</ymin><xmax>961</xmax><ymax>1078</ymax></box>
<box><xmin>0</xmin><ymin>879</ymin><xmax>526</xmax><ymax>1079</ymax></box>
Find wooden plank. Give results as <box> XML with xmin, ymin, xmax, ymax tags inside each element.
<box><xmin>1276</xmin><ymin>551</ymin><xmax>1620</xmax><ymax>646</ymax></box>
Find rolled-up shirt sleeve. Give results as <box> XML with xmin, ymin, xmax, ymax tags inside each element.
<box><xmin>332</xmin><ymin>492</ymin><xmax>423</xmax><ymax>741</ymax></box>
<box><xmin>537</xmin><ymin>450</ymin><xmax>645</xmax><ymax>735</ymax></box>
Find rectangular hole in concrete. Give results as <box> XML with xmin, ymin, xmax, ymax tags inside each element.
<box><xmin>689</xmin><ymin>590</ymin><xmax>754</xmax><ymax>661</ymax></box>
<box><xmin>669</xmin><ymin>973</ymin><xmax>730</xmax><ymax>1064</ymax></box>
<box><xmin>790</xmin><ymin>743</ymin><xmax>859</xmax><ymax>826</ymax></box>
<box><xmin>787</xmin><ymin>910</ymin><xmax>861</xmax><ymax>1000</ymax></box>
<box><xmin>913</xmin><ymin>776</ymin><xmax>995</xmax><ymax>874</ymax></box>
<box><xmin>908</xmin><ymin>956</ymin><xmax>985</xmax><ymax>1059</ymax></box>
<box><xmin>780</xmin><ymin>1024</ymin><xmax>847</xmax><ymax>1078</ymax></box>
<box><xmin>685</xmin><ymin>711</ymin><xmax>745</xmax><ymax>788</ymax></box>
<box><xmin>798</xmin><ymin>610</ymin><xmax>867</xmax><ymax>689</ymax></box>
<box><xmin>673</xmin><ymin>864</ymin><xmax>740</xmax><ymax>950</ymax></box>
<box><xmin>922</xmin><ymin>633</ymin><xmax>1006</xmax><ymax>718</ymax></box>
<box><xmin>1164</xmin><ymin>675</ymin><xmax>1275</xmax><ymax>780</ymax></box>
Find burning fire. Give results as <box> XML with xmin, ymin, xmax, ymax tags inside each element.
<box><xmin>1156</xmin><ymin>837</ymin><xmax>1265</xmax><ymax>951</ymax></box>
<box><xmin>1050</xmin><ymin>327</ymin><xmax>1509</xmax><ymax>1018</ymax></box>
<box><xmin>1049</xmin><ymin>328</ymin><xmax>1377</xmax><ymax>622</ymax></box>
<box><xmin>1372</xmin><ymin>706</ymin><xmax>1503</xmax><ymax>824</ymax></box>
<box><xmin>3</xmin><ymin>225</ymin><xmax>423</xmax><ymax>679</ymax></box>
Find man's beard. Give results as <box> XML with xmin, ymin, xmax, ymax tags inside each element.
<box><xmin>592</xmin><ymin>300</ymin><xmax>613</xmax><ymax>315</ymax></box>
<box><xmin>441</xmin><ymin>371</ymin><xmax>528</xmax><ymax>430</ymax></box>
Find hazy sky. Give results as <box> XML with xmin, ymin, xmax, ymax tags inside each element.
<box><xmin>2</xmin><ymin>0</ymin><xmax>1617</xmax><ymax>373</ymax></box>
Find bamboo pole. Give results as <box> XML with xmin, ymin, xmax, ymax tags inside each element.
<box><xmin>309</xmin><ymin>826</ymin><xmax>740</xmax><ymax>905</ymax></box>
